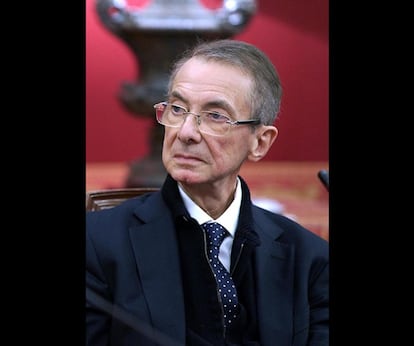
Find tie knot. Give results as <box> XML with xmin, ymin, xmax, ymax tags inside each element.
<box><xmin>202</xmin><ymin>222</ymin><xmax>227</xmax><ymax>248</ymax></box>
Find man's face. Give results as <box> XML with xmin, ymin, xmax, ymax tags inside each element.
<box><xmin>161</xmin><ymin>57</ymin><xmax>258</xmax><ymax>187</ymax></box>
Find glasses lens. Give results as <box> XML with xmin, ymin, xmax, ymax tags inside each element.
<box><xmin>154</xmin><ymin>102</ymin><xmax>229</xmax><ymax>136</ymax></box>
<box><xmin>155</xmin><ymin>103</ymin><xmax>186</xmax><ymax>127</ymax></box>
<box><xmin>199</xmin><ymin>112</ymin><xmax>229</xmax><ymax>136</ymax></box>
<box><xmin>154</xmin><ymin>103</ymin><xmax>166</xmax><ymax>124</ymax></box>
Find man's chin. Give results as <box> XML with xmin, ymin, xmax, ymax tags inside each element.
<box><xmin>169</xmin><ymin>169</ymin><xmax>205</xmax><ymax>185</ymax></box>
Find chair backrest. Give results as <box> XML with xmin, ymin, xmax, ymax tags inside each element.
<box><xmin>86</xmin><ymin>187</ymin><xmax>159</xmax><ymax>211</ymax></box>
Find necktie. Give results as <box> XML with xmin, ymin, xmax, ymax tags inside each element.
<box><xmin>202</xmin><ymin>222</ymin><xmax>239</xmax><ymax>326</ymax></box>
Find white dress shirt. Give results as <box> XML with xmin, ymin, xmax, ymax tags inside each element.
<box><xmin>178</xmin><ymin>178</ymin><xmax>242</xmax><ymax>272</ymax></box>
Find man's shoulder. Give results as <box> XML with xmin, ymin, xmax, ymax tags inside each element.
<box><xmin>252</xmin><ymin>204</ymin><xmax>328</xmax><ymax>247</ymax></box>
<box><xmin>85</xmin><ymin>190</ymin><xmax>164</xmax><ymax>231</ymax></box>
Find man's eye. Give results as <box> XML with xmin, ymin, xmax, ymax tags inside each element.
<box><xmin>171</xmin><ymin>105</ymin><xmax>186</xmax><ymax>115</ymax></box>
<box><xmin>205</xmin><ymin>111</ymin><xmax>228</xmax><ymax>122</ymax></box>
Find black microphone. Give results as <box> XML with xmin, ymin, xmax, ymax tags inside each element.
<box><xmin>317</xmin><ymin>169</ymin><xmax>329</xmax><ymax>191</ymax></box>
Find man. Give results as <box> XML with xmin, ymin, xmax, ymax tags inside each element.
<box><xmin>86</xmin><ymin>39</ymin><xmax>329</xmax><ymax>345</ymax></box>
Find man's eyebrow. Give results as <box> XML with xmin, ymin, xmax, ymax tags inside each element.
<box><xmin>204</xmin><ymin>100</ymin><xmax>231</xmax><ymax>111</ymax></box>
<box><xmin>170</xmin><ymin>91</ymin><xmax>186</xmax><ymax>102</ymax></box>
<box><xmin>171</xmin><ymin>91</ymin><xmax>230</xmax><ymax>108</ymax></box>
<box><xmin>170</xmin><ymin>90</ymin><xmax>234</xmax><ymax>115</ymax></box>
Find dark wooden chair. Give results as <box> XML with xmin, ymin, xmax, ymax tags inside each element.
<box><xmin>86</xmin><ymin>187</ymin><xmax>159</xmax><ymax>211</ymax></box>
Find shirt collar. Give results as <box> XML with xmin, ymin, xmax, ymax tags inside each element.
<box><xmin>178</xmin><ymin>178</ymin><xmax>242</xmax><ymax>238</ymax></box>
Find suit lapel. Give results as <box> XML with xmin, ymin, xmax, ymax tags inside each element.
<box><xmin>129</xmin><ymin>198</ymin><xmax>186</xmax><ymax>344</ymax></box>
<box><xmin>255</xmin><ymin>221</ymin><xmax>295</xmax><ymax>346</ymax></box>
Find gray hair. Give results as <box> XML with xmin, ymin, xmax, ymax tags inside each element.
<box><xmin>167</xmin><ymin>39</ymin><xmax>282</xmax><ymax>125</ymax></box>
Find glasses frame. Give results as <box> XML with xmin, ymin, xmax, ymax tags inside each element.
<box><xmin>153</xmin><ymin>101</ymin><xmax>261</xmax><ymax>136</ymax></box>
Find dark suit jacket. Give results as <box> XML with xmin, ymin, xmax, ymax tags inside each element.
<box><xmin>86</xmin><ymin>177</ymin><xmax>329</xmax><ymax>346</ymax></box>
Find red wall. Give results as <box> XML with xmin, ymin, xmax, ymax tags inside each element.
<box><xmin>86</xmin><ymin>0</ymin><xmax>328</xmax><ymax>163</ymax></box>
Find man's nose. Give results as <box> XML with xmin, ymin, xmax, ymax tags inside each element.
<box><xmin>182</xmin><ymin>113</ymin><xmax>201</xmax><ymax>129</ymax></box>
<box><xmin>177</xmin><ymin>113</ymin><xmax>202</xmax><ymax>141</ymax></box>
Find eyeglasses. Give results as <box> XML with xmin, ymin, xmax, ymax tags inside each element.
<box><xmin>153</xmin><ymin>102</ymin><xmax>261</xmax><ymax>137</ymax></box>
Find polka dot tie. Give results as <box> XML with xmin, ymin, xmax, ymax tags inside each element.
<box><xmin>202</xmin><ymin>222</ymin><xmax>239</xmax><ymax>327</ymax></box>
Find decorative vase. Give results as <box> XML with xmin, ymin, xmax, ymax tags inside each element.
<box><xmin>95</xmin><ymin>0</ymin><xmax>257</xmax><ymax>187</ymax></box>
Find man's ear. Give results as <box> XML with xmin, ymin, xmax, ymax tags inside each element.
<box><xmin>248</xmin><ymin>125</ymin><xmax>278</xmax><ymax>162</ymax></box>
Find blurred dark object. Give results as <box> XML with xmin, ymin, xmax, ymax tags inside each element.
<box><xmin>318</xmin><ymin>169</ymin><xmax>329</xmax><ymax>191</ymax></box>
<box><xmin>95</xmin><ymin>0</ymin><xmax>257</xmax><ymax>187</ymax></box>
<box><xmin>86</xmin><ymin>187</ymin><xmax>159</xmax><ymax>211</ymax></box>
